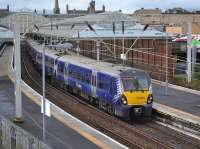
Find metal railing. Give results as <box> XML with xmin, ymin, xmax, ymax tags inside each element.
<box><xmin>0</xmin><ymin>114</ymin><xmax>51</xmax><ymax>149</ymax></box>
<box><xmin>0</xmin><ymin>43</ymin><xmax>6</xmax><ymax>57</ymax></box>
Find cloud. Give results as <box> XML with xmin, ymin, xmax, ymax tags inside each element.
<box><xmin>1</xmin><ymin>0</ymin><xmax>200</xmax><ymax>13</ymax></box>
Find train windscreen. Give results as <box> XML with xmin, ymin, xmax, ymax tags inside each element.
<box><xmin>121</xmin><ymin>74</ymin><xmax>149</xmax><ymax>91</ymax></box>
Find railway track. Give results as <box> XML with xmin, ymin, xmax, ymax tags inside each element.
<box><xmin>21</xmin><ymin>45</ymin><xmax>200</xmax><ymax>149</ymax></box>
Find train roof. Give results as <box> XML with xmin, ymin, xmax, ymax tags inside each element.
<box><xmin>28</xmin><ymin>40</ymin><xmax>147</xmax><ymax>76</ymax></box>
<box><xmin>30</xmin><ymin>41</ymin><xmax>59</xmax><ymax>59</ymax></box>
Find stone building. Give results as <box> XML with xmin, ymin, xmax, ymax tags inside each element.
<box><xmin>45</xmin><ymin>0</ymin><xmax>106</xmax><ymax>22</ymax></box>
<box><xmin>0</xmin><ymin>5</ymin><xmax>10</xmax><ymax>18</ymax></box>
<box><xmin>133</xmin><ymin>8</ymin><xmax>200</xmax><ymax>34</ymax></box>
<box><xmin>53</xmin><ymin>0</ymin><xmax>60</xmax><ymax>14</ymax></box>
<box><xmin>66</xmin><ymin>0</ymin><xmax>105</xmax><ymax>16</ymax></box>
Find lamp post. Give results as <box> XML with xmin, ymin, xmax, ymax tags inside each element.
<box><xmin>165</xmin><ymin>34</ymin><xmax>169</xmax><ymax>96</ymax></box>
<box><xmin>76</xmin><ymin>40</ymin><xmax>80</xmax><ymax>56</ymax></box>
<box><xmin>42</xmin><ymin>37</ymin><xmax>46</xmax><ymax>142</ymax></box>
<box><xmin>113</xmin><ymin>22</ymin><xmax>116</xmax><ymax>62</ymax></box>
<box><xmin>113</xmin><ymin>33</ymin><xmax>116</xmax><ymax>62</ymax></box>
<box><xmin>13</xmin><ymin>19</ymin><xmax>23</xmax><ymax>123</ymax></box>
<box><xmin>76</xmin><ymin>31</ymin><xmax>80</xmax><ymax>56</ymax></box>
<box><xmin>12</xmin><ymin>21</ymin><xmax>41</xmax><ymax>124</ymax></box>
<box><xmin>187</xmin><ymin>22</ymin><xmax>192</xmax><ymax>83</ymax></box>
<box><xmin>33</xmin><ymin>25</ymin><xmax>48</xmax><ymax>142</ymax></box>
<box><xmin>122</xmin><ymin>21</ymin><xmax>125</xmax><ymax>65</ymax></box>
<box><xmin>96</xmin><ymin>40</ymin><xmax>100</xmax><ymax>62</ymax></box>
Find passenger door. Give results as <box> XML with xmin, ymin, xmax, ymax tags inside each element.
<box><xmin>64</xmin><ymin>62</ymin><xmax>69</xmax><ymax>85</ymax></box>
<box><xmin>92</xmin><ymin>71</ymin><xmax>97</xmax><ymax>98</ymax></box>
<box><xmin>54</xmin><ymin>59</ymin><xmax>58</xmax><ymax>77</ymax></box>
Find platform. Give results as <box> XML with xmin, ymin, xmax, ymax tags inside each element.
<box><xmin>0</xmin><ymin>76</ymin><xmax>101</xmax><ymax>149</ymax></box>
<box><xmin>152</xmin><ymin>81</ymin><xmax>200</xmax><ymax>117</ymax></box>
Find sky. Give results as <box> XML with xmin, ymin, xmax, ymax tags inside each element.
<box><xmin>0</xmin><ymin>0</ymin><xmax>200</xmax><ymax>13</ymax></box>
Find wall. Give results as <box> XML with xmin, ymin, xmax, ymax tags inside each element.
<box><xmin>166</xmin><ymin>26</ymin><xmax>183</xmax><ymax>34</ymax></box>
<box><xmin>0</xmin><ymin>114</ymin><xmax>49</xmax><ymax>149</ymax></box>
<box><xmin>133</xmin><ymin>12</ymin><xmax>200</xmax><ymax>34</ymax></box>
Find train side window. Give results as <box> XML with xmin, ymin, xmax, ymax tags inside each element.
<box><xmin>111</xmin><ymin>79</ymin><xmax>117</xmax><ymax>95</ymax></box>
<box><xmin>92</xmin><ymin>76</ymin><xmax>94</xmax><ymax>85</ymax></box>
<box><xmin>61</xmin><ymin>67</ymin><xmax>64</xmax><ymax>73</ymax></box>
<box><xmin>77</xmin><ymin>73</ymin><xmax>81</xmax><ymax>80</ymax></box>
<box><xmin>51</xmin><ymin>59</ymin><xmax>54</xmax><ymax>65</ymax></box>
<box><xmin>71</xmin><ymin>71</ymin><xmax>74</xmax><ymax>77</ymax></box>
<box><xmin>58</xmin><ymin>64</ymin><xmax>62</xmax><ymax>73</ymax></box>
<box><xmin>82</xmin><ymin>75</ymin><xmax>85</xmax><ymax>82</ymax></box>
<box><xmin>73</xmin><ymin>71</ymin><xmax>77</xmax><ymax>79</ymax></box>
<box><xmin>104</xmin><ymin>82</ymin><xmax>108</xmax><ymax>90</ymax></box>
<box><xmin>86</xmin><ymin>77</ymin><xmax>90</xmax><ymax>84</ymax></box>
<box><xmin>94</xmin><ymin>76</ymin><xmax>96</xmax><ymax>87</ymax></box>
<box><xmin>92</xmin><ymin>75</ymin><xmax>96</xmax><ymax>86</ymax></box>
<box><xmin>69</xmin><ymin>69</ymin><xmax>72</xmax><ymax>75</ymax></box>
<box><xmin>84</xmin><ymin>73</ymin><xmax>89</xmax><ymax>84</ymax></box>
<box><xmin>64</xmin><ymin>67</ymin><xmax>68</xmax><ymax>75</ymax></box>
<box><xmin>74</xmin><ymin>71</ymin><xmax>79</xmax><ymax>80</ymax></box>
<box><xmin>99</xmin><ymin>82</ymin><xmax>104</xmax><ymax>89</ymax></box>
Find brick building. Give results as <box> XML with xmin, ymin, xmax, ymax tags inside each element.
<box><xmin>75</xmin><ymin>25</ymin><xmax>175</xmax><ymax>81</ymax></box>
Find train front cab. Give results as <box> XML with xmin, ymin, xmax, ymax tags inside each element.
<box><xmin>116</xmin><ymin>71</ymin><xmax>153</xmax><ymax>119</ymax></box>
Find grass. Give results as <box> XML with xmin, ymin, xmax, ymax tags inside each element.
<box><xmin>173</xmin><ymin>65</ymin><xmax>200</xmax><ymax>90</ymax></box>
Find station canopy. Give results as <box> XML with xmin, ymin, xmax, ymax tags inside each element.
<box><xmin>33</xmin><ymin>11</ymin><xmax>168</xmax><ymax>39</ymax></box>
<box><xmin>0</xmin><ymin>26</ymin><xmax>13</xmax><ymax>41</ymax></box>
<box><xmin>0</xmin><ymin>11</ymin><xmax>49</xmax><ymax>33</ymax></box>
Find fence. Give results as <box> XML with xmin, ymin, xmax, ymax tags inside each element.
<box><xmin>0</xmin><ymin>114</ymin><xmax>51</xmax><ymax>149</ymax></box>
<box><xmin>0</xmin><ymin>42</ymin><xmax>6</xmax><ymax>57</ymax></box>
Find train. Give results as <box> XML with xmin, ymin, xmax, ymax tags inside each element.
<box><xmin>27</xmin><ymin>41</ymin><xmax>153</xmax><ymax>120</ymax></box>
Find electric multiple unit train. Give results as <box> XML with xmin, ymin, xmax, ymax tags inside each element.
<box><xmin>28</xmin><ymin>41</ymin><xmax>153</xmax><ymax>120</ymax></box>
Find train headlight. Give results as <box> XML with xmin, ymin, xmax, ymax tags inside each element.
<box><xmin>122</xmin><ymin>96</ymin><xmax>127</xmax><ymax>105</ymax></box>
<box><xmin>147</xmin><ymin>95</ymin><xmax>153</xmax><ymax>104</ymax></box>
